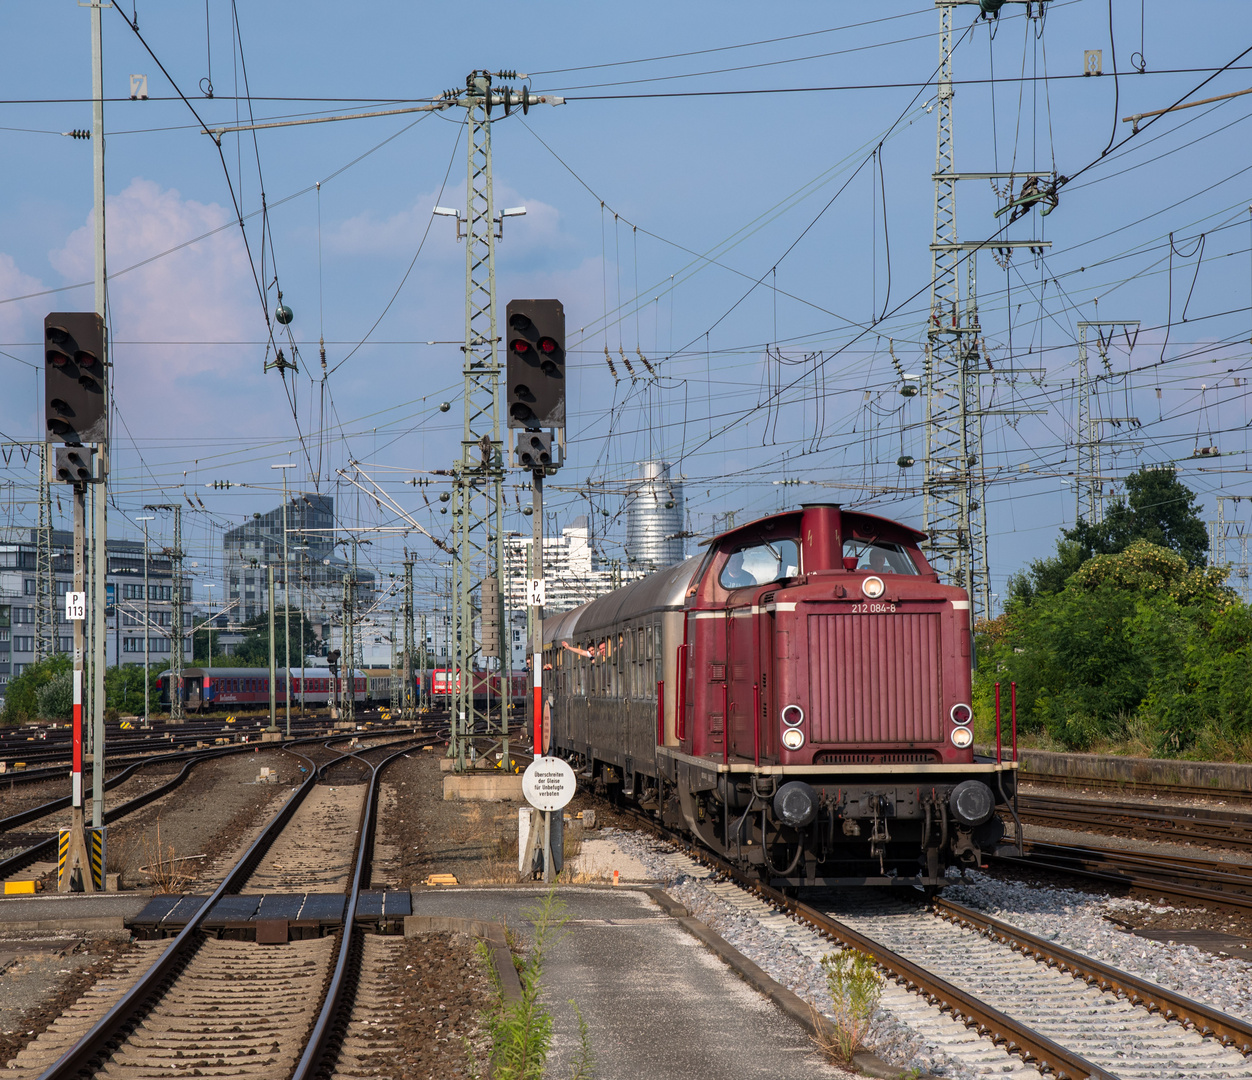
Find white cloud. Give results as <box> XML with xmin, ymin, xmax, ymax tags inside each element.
<box><xmin>48</xmin><ymin>178</ymin><xmax>272</xmax><ymax>437</ymax></box>
<box><xmin>327</xmin><ymin>180</ymin><xmax>568</xmax><ymax>261</ymax></box>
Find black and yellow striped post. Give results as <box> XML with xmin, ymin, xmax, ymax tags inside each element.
<box><xmin>88</xmin><ymin>826</ymin><xmax>106</xmax><ymax>891</ymax></box>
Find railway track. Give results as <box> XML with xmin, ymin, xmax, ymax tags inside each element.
<box><xmin>993</xmin><ymin>838</ymin><xmax>1252</xmax><ymax>914</ymax></box>
<box><xmin>1016</xmin><ymin>793</ymin><xmax>1252</xmax><ymax>851</ymax></box>
<box><xmin>1020</xmin><ymin>770</ymin><xmax>1252</xmax><ymax>807</ymax></box>
<box><xmin>5</xmin><ymin>733</ymin><xmax>431</xmax><ymax>1079</ymax></box>
<box><xmin>612</xmin><ymin>802</ymin><xmax>1252</xmax><ymax>1079</ymax></box>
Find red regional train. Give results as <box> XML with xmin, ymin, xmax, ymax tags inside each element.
<box><xmin>543</xmin><ymin>503</ymin><xmax>1020</xmax><ymax>889</ymax></box>
<box><xmin>430</xmin><ymin>668</ymin><xmax>528</xmax><ymax>709</ymax></box>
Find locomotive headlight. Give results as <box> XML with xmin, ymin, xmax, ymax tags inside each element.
<box><xmin>950</xmin><ymin>726</ymin><xmax>974</xmax><ymax>749</ymax></box>
<box><xmin>781</xmin><ymin>727</ymin><xmax>805</xmax><ymax>751</ymax></box>
<box><xmin>781</xmin><ymin>704</ymin><xmax>804</xmax><ymax>727</ymax></box>
<box><xmin>950</xmin><ymin>703</ymin><xmax>973</xmax><ymax>726</ymax></box>
<box><xmin>862</xmin><ymin>576</ymin><xmax>885</xmax><ymax>599</ymax></box>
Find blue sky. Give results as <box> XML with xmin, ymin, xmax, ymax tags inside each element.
<box><xmin>2</xmin><ymin>1</ymin><xmax>1251</xmax><ymax>611</ymax></box>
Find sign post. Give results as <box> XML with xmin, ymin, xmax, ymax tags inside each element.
<box><xmin>521</xmin><ymin>755</ymin><xmax>576</xmax><ymax>883</ymax></box>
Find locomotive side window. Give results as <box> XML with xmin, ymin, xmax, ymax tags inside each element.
<box><xmin>844</xmin><ymin>539</ymin><xmax>920</xmax><ymax>575</ymax></box>
<box><xmin>718</xmin><ymin>538</ymin><xmax>800</xmax><ymax>590</ymax></box>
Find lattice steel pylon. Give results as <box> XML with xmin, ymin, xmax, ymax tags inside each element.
<box><xmin>35</xmin><ymin>443</ymin><xmax>55</xmax><ymax>662</ymax></box>
<box><xmin>401</xmin><ymin>557</ymin><xmax>416</xmax><ymax>720</ymax></box>
<box><xmin>923</xmin><ymin>1</ymin><xmax>989</xmax><ymax>623</ymax></box>
<box><xmin>144</xmin><ymin>504</ymin><xmax>183</xmax><ymax>720</ymax></box>
<box><xmin>922</xmin><ymin>1</ymin><xmax>1048</xmax><ymax>625</ymax></box>
<box><xmin>444</xmin><ymin>70</ymin><xmax>559</xmax><ymax>769</ymax></box>
<box><xmin>1075</xmin><ymin>320</ymin><xmax>1140</xmax><ymax>525</ymax></box>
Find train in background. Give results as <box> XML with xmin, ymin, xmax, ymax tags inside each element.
<box><xmin>543</xmin><ymin>503</ymin><xmax>1020</xmax><ymax>890</ymax></box>
<box><xmin>157</xmin><ymin>665</ymin><xmax>527</xmax><ymax>712</ymax></box>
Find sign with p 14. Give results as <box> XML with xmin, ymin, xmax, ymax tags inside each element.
<box><xmin>65</xmin><ymin>591</ymin><xmax>86</xmax><ymax>621</ymax></box>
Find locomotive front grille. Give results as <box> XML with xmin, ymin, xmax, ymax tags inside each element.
<box><xmin>805</xmin><ymin>612</ymin><xmax>942</xmax><ymax>744</ymax></box>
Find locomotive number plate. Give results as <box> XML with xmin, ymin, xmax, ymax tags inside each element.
<box><xmin>849</xmin><ymin>602</ymin><xmax>896</xmax><ymax>613</ymax></box>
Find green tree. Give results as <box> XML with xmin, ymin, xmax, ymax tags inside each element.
<box><xmin>104</xmin><ymin>663</ymin><xmax>160</xmax><ymax>717</ymax></box>
<box><xmin>979</xmin><ymin>541</ymin><xmax>1241</xmax><ymax>756</ymax></box>
<box><xmin>36</xmin><ymin>671</ymin><xmax>74</xmax><ymax>722</ymax></box>
<box><xmin>2</xmin><ymin>654</ymin><xmax>71</xmax><ymax>725</ymax></box>
<box><xmin>1068</xmin><ymin>465</ymin><xmax>1209</xmax><ymax>568</ymax></box>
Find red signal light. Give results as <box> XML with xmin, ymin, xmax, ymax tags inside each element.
<box><xmin>538</xmin><ymin>337</ymin><xmax>557</xmax><ymax>354</ymax></box>
<box><xmin>511</xmin><ymin>340</ymin><xmax>531</xmax><ymax>355</ymax></box>
<box><xmin>48</xmin><ymin>350</ymin><xmax>70</xmax><ymax>367</ymax></box>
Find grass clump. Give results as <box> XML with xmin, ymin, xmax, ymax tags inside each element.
<box><xmin>471</xmin><ymin>889</ymin><xmax>594</xmax><ymax>1080</ymax></box>
<box><xmin>813</xmin><ymin>947</ymin><xmax>884</xmax><ymax>1066</ymax></box>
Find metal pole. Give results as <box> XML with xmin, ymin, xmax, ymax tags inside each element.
<box><xmin>89</xmin><ymin>0</ymin><xmax>108</xmax><ymax>838</ymax></box>
<box><xmin>138</xmin><ymin>516</ymin><xmax>152</xmax><ymax>727</ymax></box>
<box><xmin>267</xmin><ymin>566</ymin><xmax>277</xmax><ymax>731</ymax></box>
<box><xmin>60</xmin><ymin>483</ymin><xmax>94</xmax><ymax>893</ymax></box>
<box><xmin>271</xmin><ymin>464</ymin><xmax>295</xmax><ymax>735</ymax></box>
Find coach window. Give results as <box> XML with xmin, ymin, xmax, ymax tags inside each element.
<box><xmin>718</xmin><ymin>538</ymin><xmax>800</xmax><ymax>590</ymax></box>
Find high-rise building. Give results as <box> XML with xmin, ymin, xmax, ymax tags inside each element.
<box><xmin>223</xmin><ymin>493</ymin><xmax>374</xmax><ymax>628</ymax></box>
<box><xmin>624</xmin><ymin>460</ymin><xmax>685</xmax><ymax>571</ymax></box>
<box><xmin>503</xmin><ymin>518</ymin><xmax>623</xmax><ymax>616</ymax></box>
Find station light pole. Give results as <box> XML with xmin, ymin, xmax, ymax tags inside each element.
<box><xmin>204</xmin><ymin>582</ymin><xmax>216</xmax><ymax>673</ymax></box>
<box><xmin>272</xmin><ymin>462</ymin><xmax>296</xmax><ymax>737</ymax></box>
<box><xmin>137</xmin><ymin>515</ymin><xmax>154</xmax><ymax>728</ymax></box>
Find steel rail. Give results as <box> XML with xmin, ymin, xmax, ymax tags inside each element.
<box><xmin>0</xmin><ymin>730</ymin><xmax>374</xmax><ymax>881</ymax></box>
<box><xmin>1016</xmin><ymin>797</ymin><xmax>1252</xmax><ymax>851</ymax></box>
<box><xmin>993</xmin><ymin>843</ymin><xmax>1252</xmax><ymax>914</ymax></box>
<box><xmin>292</xmin><ymin>738</ymin><xmax>430</xmax><ymax>1078</ymax></box>
<box><xmin>0</xmin><ymin>746</ymin><xmax>253</xmax><ymax>881</ymax></box>
<box><xmin>932</xmin><ymin>896</ymin><xmax>1252</xmax><ymax>1055</ymax></box>
<box><xmin>1019</xmin><ymin>771</ymin><xmax>1252</xmax><ymax>806</ymax></box>
<box><xmin>0</xmin><ymin>745</ymin><xmax>233</xmax><ymax>832</ymax></box>
<box><xmin>608</xmin><ymin>801</ymin><xmax>1116</xmax><ymax>1080</ymax></box>
<box><xmin>35</xmin><ymin>743</ymin><xmax>325</xmax><ymax>1080</ymax></box>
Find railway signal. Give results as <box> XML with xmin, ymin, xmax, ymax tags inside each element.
<box><xmin>44</xmin><ymin>312</ymin><xmax>107</xmax><ymax>446</ymax></box>
<box><xmin>505</xmin><ymin>299</ymin><xmax>565</xmax><ymax>430</ymax></box>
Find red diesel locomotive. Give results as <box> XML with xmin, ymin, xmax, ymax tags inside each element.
<box><xmin>543</xmin><ymin>503</ymin><xmax>1019</xmax><ymax>889</ymax></box>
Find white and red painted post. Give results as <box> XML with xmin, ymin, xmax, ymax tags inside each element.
<box><xmin>59</xmin><ymin>481</ymin><xmax>94</xmax><ymax>893</ymax></box>
<box><xmin>529</xmin><ymin>470</ymin><xmax>546</xmax><ymax>753</ymax></box>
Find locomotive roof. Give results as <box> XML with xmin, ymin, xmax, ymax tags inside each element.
<box><xmin>701</xmin><ymin>506</ymin><xmax>926</xmax><ymax>546</ymax></box>
<box><xmin>543</xmin><ymin>553</ymin><xmax>703</xmax><ymax>645</ymax></box>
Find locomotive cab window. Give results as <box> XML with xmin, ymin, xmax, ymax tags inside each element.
<box><xmin>844</xmin><ymin>539</ymin><xmax>920</xmax><ymax>575</ymax></box>
<box><xmin>718</xmin><ymin>538</ymin><xmax>800</xmax><ymax>590</ymax></box>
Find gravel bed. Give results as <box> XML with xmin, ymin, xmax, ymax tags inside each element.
<box><xmin>596</xmin><ymin>827</ymin><xmax>1252</xmax><ymax>1079</ymax></box>
<box><xmin>0</xmin><ymin>936</ymin><xmax>137</xmax><ymax>1067</ymax></box>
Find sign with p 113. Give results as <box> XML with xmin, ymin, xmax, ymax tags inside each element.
<box><xmin>65</xmin><ymin>591</ymin><xmax>86</xmax><ymax>621</ymax></box>
<box><xmin>521</xmin><ymin>755</ymin><xmax>576</xmax><ymax>812</ymax></box>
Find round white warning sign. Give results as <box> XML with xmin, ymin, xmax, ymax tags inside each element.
<box><xmin>521</xmin><ymin>755</ymin><xmax>576</xmax><ymax>812</ymax></box>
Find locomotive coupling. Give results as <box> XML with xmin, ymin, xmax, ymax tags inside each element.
<box><xmin>774</xmin><ymin>780</ymin><xmax>820</xmax><ymax>828</ymax></box>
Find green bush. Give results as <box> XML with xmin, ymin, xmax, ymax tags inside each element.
<box><xmin>36</xmin><ymin>671</ymin><xmax>74</xmax><ymax>722</ymax></box>
<box><xmin>978</xmin><ymin>538</ymin><xmax>1249</xmax><ymax>758</ymax></box>
<box><xmin>2</xmin><ymin>654</ymin><xmax>71</xmax><ymax>724</ymax></box>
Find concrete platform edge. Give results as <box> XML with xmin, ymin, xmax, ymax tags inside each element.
<box><xmin>646</xmin><ymin>888</ymin><xmax>929</xmax><ymax>1080</ymax></box>
<box><xmin>404</xmin><ymin>914</ymin><xmax>522</xmax><ymax>1003</ymax></box>
<box><xmin>0</xmin><ymin>916</ymin><xmax>127</xmax><ymax>933</ymax></box>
